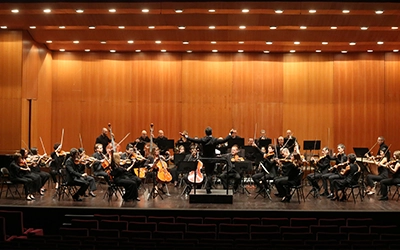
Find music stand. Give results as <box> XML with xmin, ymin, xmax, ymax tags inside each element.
<box><xmin>136</xmin><ymin>142</ymin><xmax>145</xmax><ymax>155</ymax></box>
<box><xmin>179</xmin><ymin>161</ymin><xmax>199</xmax><ymax>195</ymax></box>
<box><xmin>244</xmin><ymin>146</ymin><xmax>258</xmax><ymax>163</ymax></box>
<box><xmin>353</xmin><ymin>147</ymin><xmax>369</xmax><ymax>158</ymax></box>
<box><xmin>228</xmin><ymin>138</ymin><xmax>245</xmax><ymax>149</ymax></box>
<box><xmin>235</xmin><ymin>161</ymin><xmax>252</xmax><ymax>195</ymax></box>
<box><xmin>303</xmin><ymin>140</ymin><xmax>321</xmax><ymax>150</ymax></box>
<box><xmin>258</xmin><ymin>138</ymin><xmax>272</xmax><ymax>148</ymax></box>
<box><xmin>157</xmin><ymin>139</ymin><xmax>174</xmax><ymax>152</ymax></box>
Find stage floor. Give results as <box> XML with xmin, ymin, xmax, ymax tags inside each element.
<box><xmin>1</xmin><ymin>181</ymin><xmax>399</xmax><ymax>213</ymax></box>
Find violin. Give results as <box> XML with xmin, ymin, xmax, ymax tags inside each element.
<box><xmin>231</xmin><ymin>154</ymin><xmax>244</xmax><ymax>162</ymax></box>
<box><xmin>264</xmin><ymin>152</ymin><xmax>274</xmax><ymax>159</ymax></box>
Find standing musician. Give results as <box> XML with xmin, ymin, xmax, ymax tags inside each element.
<box><xmin>274</xmin><ymin>150</ymin><xmax>301</xmax><ymax>202</ymax></box>
<box><xmin>154</xmin><ymin>130</ymin><xmax>169</xmax><ymax>154</ymax></box>
<box><xmin>8</xmin><ymin>153</ymin><xmax>38</xmax><ymax>201</ymax></box>
<box><xmin>92</xmin><ymin>143</ymin><xmax>110</xmax><ymax>184</ymax></box>
<box><xmin>219</xmin><ymin>145</ymin><xmax>242</xmax><ymax>193</ymax></box>
<box><xmin>65</xmin><ymin>148</ymin><xmax>90</xmax><ymax>201</ymax></box>
<box><xmin>180</xmin><ymin>127</ymin><xmax>233</xmax><ymax>194</ymax></box>
<box><xmin>110</xmin><ymin>152</ymin><xmax>140</xmax><ymax>202</ymax></box>
<box><xmin>330</xmin><ymin>153</ymin><xmax>359</xmax><ymax>201</ymax></box>
<box><xmin>366</xmin><ymin>149</ymin><xmax>389</xmax><ymax>195</ymax></box>
<box><xmin>256</xmin><ymin>129</ymin><xmax>271</xmax><ymax>148</ymax></box>
<box><xmin>379</xmin><ymin>150</ymin><xmax>400</xmax><ymax>201</ymax></box>
<box><xmin>29</xmin><ymin>147</ymin><xmax>50</xmax><ymax>194</ymax></box>
<box><xmin>276</xmin><ymin>136</ymin><xmax>285</xmax><ymax>158</ymax></box>
<box><xmin>306</xmin><ymin>147</ymin><xmax>332</xmax><ymax>196</ymax></box>
<box><xmin>324</xmin><ymin>144</ymin><xmax>348</xmax><ymax>199</ymax></box>
<box><xmin>132</xmin><ymin>130</ymin><xmax>150</xmax><ymax>156</ymax></box>
<box><xmin>95</xmin><ymin>128</ymin><xmax>112</xmax><ymax>154</ymax></box>
<box><xmin>252</xmin><ymin>145</ymin><xmax>278</xmax><ymax>191</ymax></box>
<box><xmin>284</xmin><ymin>130</ymin><xmax>298</xmax><ymax>153</ymax></box>
<box><xmin>50</xmin><ymin>143</ymin><xmax>67</xmax><ymax>190</ymax></box>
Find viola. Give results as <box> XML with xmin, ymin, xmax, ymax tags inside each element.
<box><xmin>187</xmin><ymin>160</ymin><xmax>204</xmax><ymax>184</ymax></box>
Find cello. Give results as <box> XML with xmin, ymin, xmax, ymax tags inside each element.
<box><xmin>187</xmin><ymin>153</ymin><xmax>204</xmax><ymax>184</ymax></box>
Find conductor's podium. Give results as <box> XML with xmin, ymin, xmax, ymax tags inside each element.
<box><xmin>189</xmin><ymin>189</ymin><xmax>233</xmax><ymax>204</ymax></box>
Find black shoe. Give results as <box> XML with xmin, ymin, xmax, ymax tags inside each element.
<box><xmin>206</xmin><ymin>189</ymin><xmax>212</xmax><ymax>194</ymax></box>
<box><xmin>379</xmin><ymin>196</ymin><xmax>388</xmax><ymax>201</ymax></box>
<box><xmin>72</xmin><ymin>195</ymin><xmax>82</xmax><ymax>202</ymax></box>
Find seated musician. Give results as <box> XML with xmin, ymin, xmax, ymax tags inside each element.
<box><xmin>182</xmin><ymin>146</ymin><xmax>203</xmax><ymax>194</ymax></box>
<box><xmin>274</xmin><ymin>150</ymin><xmax>301</xmax><ymax>202</ymax></box>
<box><xmin>255</xmin><ymin>129</ymin><xmax>271</xmax><ymax>148</ymax></box>
<box><xmin>65</xmin><ymin>148</ymin><xmax>90</xmax><ymax>201</ymax></box>
<box><xmin>147</xmin><ymin>146</ymin><xmax>172</xmax><ymax>196</ymax></box>
<box><xmin>77</xmin><ymin>148</ymin><xmax>97</xmax><ymax>197</ymax></box>
<box><xmin>110</xmin><ymin>152</ymin><xmax>140</xmax><ymax>202</ymax></box>
<box><xmin>92</xmin><ymin>143</ymin><xmax>110</xmax><ymax>184</ymax></box>
<box><xmin>219</xmin><ymin>145</ymin><xmax>242</xmax><ymax>193</ymax></box>
<box><xmin>306</xmin><ymin>147</ymin><xmax>332</xmax><ymax>196</ymax></box>
<box><xmin>20</xmin><ymin>148</ymin><xmax>43</xmax><ymax>196</ymax></box>
<box><xmin>252</xmin><ymin>145</ymin><xmax>278</xmax><ymax>192</ymax></box>
<box><xmin>29</xmin><ymin>147</ymin><xmax>50</xmax><ymax>194</ymax></box>
<box><xmin>379</xmin><ymin>150</ymin><xmax>400</xmax><ymax>201</ymax></box>
<box><xmin>176</xmin><ymin>130</ymin><xmax>191</xmax><ymax>154</ymax></box>
<box><xmin>8</xmin><ymin>153</ymin><xmax>37</xmax><ymax>201</ymax></box>
<box><xmin>120</xmin><ymin>144</ymin><xmax>142</xmax><ymax>187</ymax></box>
<box><xmin>323</xmin><ymin>144</ymin><xmax>348</xmax><ymax>199</ymax></box>
<box><xmin>276</xmin><ymin>136</ymin><xmax>285</xmax><ymax>159</ymax></box>
<box><xmin>330</xmin><ymin>153</ymin><xmax>359</xmax><ymax>201</ymax></box>
<box><xmin>50</xmin><ymin>143</ymin><xmax>67</xmax><ymax>190</ymax></box>
<box><xmin>365</xmin><ymin>149</ymin><xmax>389</xmax><ymax>195</ymax></box>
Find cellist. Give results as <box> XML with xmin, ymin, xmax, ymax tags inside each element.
<box><xmin>182</xmin><ymin>145</ymin><xmax>204</xmax><ymax>194</ymax></box>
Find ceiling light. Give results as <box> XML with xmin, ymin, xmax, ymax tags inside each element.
<box><xmin>393</xmin><ymin>50</ymin><xmax>399</xmax><ymax>52</ymax></box>
<box><xmin>148</xmin><ymin>26</ymin><xmax>155</xmax><ymax>29</ymax></box>
<box><xmin>266</xmin><ymin>41</ymin><xmax>273</xmax><ymax>45</ymax></box>
<box><xmin>209</xmin><ymin>26</ymin><xmax>215</xmax><ymax>29</ymax></box>
<box><xmin>309</xmin><ymin>10</ymin><xmax>316</xmax><ymax>13</ymax></box>
<box><xmin>341</xmin><ymin>51</ymin><xmax>347</xmax><ymax>53</ymax></box>
<box><xmin>175</xmin><ymin>9</ymin><xmax>183</xmax><ymax>13</ymax></box>
<box><xmin>100</xmin><ymin>41</ymin><xmax>106</xmax><ymax>44</ymax></box>
<box><xmin>238</xmin><ymin>50</ymin><xmax>244</xmax><ymax>53</ymax></box>
<box><xmin>46</xmin><ymin>40</ymin><xmax>52</xmax><ymax>43</ymax></box>
<box><xmin>178</xmin><ymin>26</ymin><xmax>186</xmax><ymax>30</ymax></box>
<box><xmin>300</xmin><ymin>26</ymin><xmax>307</xmax><ymax>29</ymax></box>
<box><xmin>290</xmin><ymin>50</ymin><xmax>296</xmax><ymax>53</ymax></box>
<box><xmin>211</xmin><ymin>41</ymin><xmax>217</xmax><ymax>44</ymax></box>
<box><xmin>59</xmin><ymin>26</ymin><xmax>65</xmax><ymax>29</ymax></box>
<box><xmin>342</xmin><ymin>10</ymin><xmax>350</xmax><ymax>13</ymax></box>
<box><xmin>11</xmin><ymin>9</ymin><xmax>19</xmax><ymax>13</ymax></box>
<box><xmin>0</xmin><ymin>26</ymin><xmax>7</xmax><ymax>29</ymax></box>
<box><xmin>242</xmin><ymin>9</ymin><xmax>249</xmax><ymax>13</ymax></box>
<box><xmin>361</xmin><ymin>27</ymin><xmax>368</xmax><ymax>30</ymax></box>
<box><xmin>212</xmin><ymin>50</ymin><xmax>218</xmax><ymax>53</ymax></box>
<box><xmin>187</xmin><ymin>50</ymin><xmax>192</xmax><ymax>53</ymax></box>
<box><xmin>377</xmin><ymin>41</ymin><xmax>384</xmax><ymax>45</ymax></box>
<box><xmin>367</xmin><ymin>50</ymin><xmax>373</xmax><ymax>53</ymax></box>
<box><xmin>89</xmin><ymin>26</ymin><xmax>95</xmax><ymax>29</ymax></box>
<box><xmin>316</xmin><ymin>50</ymin><xmax>321</xmax><ymax>53</ymax></box>
<box><xmin>142</xmin><ymin>9</ymin><xmax>149</xmax><ymax>13</ymax></box>
<box><xmin>43</xmin><ymin>9</ymin><xmax>51</xmax><ymax>13</ymax></box>
<box><xmin>349</xmin><ymin>42</ymin><xmax>356</xmax><ymax>46</ymax></box>
<box><xmin>161</xmin><ymin>50</ymin><xmax>167</xmax><ymax>52</ymax></box>
<box><xmin>109</xmin><ymin>9</ymin><xmax>116</xmax><ymax>13</ymax></box>
<box><xmin>238</xmin><ymin>41</ymin><xmax>244</xmax><ymax>44</ymax></box>
<box><xmin>135</xmin><ymin>50</ymin><xmax>141</xmax><ymax>52</ymax></box>
<box><xmin>183</xmin><ymin>41</ymin><xmax>189</xmax><ymax>44</ymax></box>
<box><xmin>73</xmin><ymin>40</ymin><xmax>79</xmax><ymax>44</ymax></box>
<box><xmin>270</xmin><ymin>26</ymin><xmax>277</xmax><ymax>30</ymax></box>
<box><xmin>263</xmin><ymin>51</ymin><xmax>270</xmax><ymax>53</ymax></box>
<box><xmin>29</xmin><ymin>26</ymin><xmax>36</xmax><ymax>29</ymax></box>
<box><xmin>118</xmin><ymin>26</ymin><xmax>125</xmax><ymax>29</ymax></box>
<box><xmin>208</xmin><ymin>9</ymin><xmax>215</xmax><ymax>13</ymax></box>
<box><xmin>59</xmin><ymin>49</ymin><xmax>65</xmax><ymax>52</ymax></box>
<box><xmin>331</xmin><ymin>26</ymin><xmax>337</xmax><ymax>29</ymax></box>
<box><xmin>85</xmin><ymin>49</ymin><xmax>90</xmax><ymax>52</ymax></box>
<box><xmin>110</xmin><ymin>50</ymin><xmax>116</xmax><ymax>53</ymax></box>
<box><xmin>392</xmin><ymin>27</ymin><xmax>398</xmax><ymax>30</ymax></box>
<box><xmin>275</xmin><ymin>10</ymin><xmax>283</xmax><ymax>14</ymax></box>
<box><xmin>294</xmin><ymin>41</ymin><xmax>300</xmax><ymax>45</ymax></box>
<box><xmin>375</xmin><ymin>10</ymin><xmax>384</xmax><ymax>14</ymax></box>
<box><xmin>322</xmin><ymin>42</ymin><xmax>328</xmax><ymax>45</ymax></box>
<box><xmin>127</xmin><ymin>40</ymin><xmax>134</xmax><ymax>44</ymax></box>
<box><xmin>155</xmin><ymin>40</ymin><xmax>161</xmax><ymax>44</ymax></box>
<box><xmin>239</xmin><ymin>26</ymin><xmax>246</xmax><ymax>29</ymax></box>
<box><xmin>76</xmin><ymin>9</ymin><xmax>84</xmax><ymax>13</ymax></box>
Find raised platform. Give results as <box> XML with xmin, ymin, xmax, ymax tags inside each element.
<box><xmin>189</xmin><ymin>189</ymin><xmax>233</xmax><ymax>204</ymax></box>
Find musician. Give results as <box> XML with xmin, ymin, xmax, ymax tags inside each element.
<box><xmin>377</xmin><ymin>136</ymin><xmax>389</xmax><ymax>158</ymax></box>
<box><xmin>133</xmin><ymin>130</ymin><xmax>151</xmax><ymax>156</ymax></box>
<box><xmin>379</xmin><ymin>150</ymin><xmax>400</xmax><ymax>201</ymax></box>
<box><xmin>19</xmin><ymin>148</ymin><xmax>43</xmax><ymax>196</ymax></box>
<box><xmin>182</xmin><ymin>146</ymin><xmax>203</xmax><ymax>194</ymax></box>
<box><xmin>120</xmin><ymin>144</ymin><xmax>142</xmax><ymax>187</ymax></box>
<box><xmin>276</xmin><ymin>136</ymin><xmax>285</xmax><ymax>158</ymax></box>
<box><xmin>256</xmin><ymin>129</ymin><xmax>271</xmax><ymax>148</ymax></box>
<box><xmin>8</xmin><ymin>153</ymin><xmax>38</xmax><ymax>201</ymax></box>
<box><xmin>324</xmin><ymin>144</ymin><xmax>348</xmax><ymax>199</ymax></box>
<box><xmin>284</xmin><ymin>130</ymin><xmax>298</xmax><ymax>153</ymax></box>
<box><xmin>252</xmin><ymin>145</ymin><xmax>278</xmax><ymax>191</ymax></box>
<box><xmin>76</xmin><ymin>148</ymin><xmax>97</xmax><ymax>197</ymax></box>
<box><xmin>366</xmin><ymin>149</ymin><xmax>389</xmax><ymax>195</ymax></box>
<box><xmin>95</xmin><ymin>128</ymin><xmax>111</xmax><ymax>154</ymax></box>
<box><xmin>216</xmin><ymin>137</ymin><xmax>228</xmax><ymax>155</ymax></box>
<box><xmin>110</xmin><ymin>152</ymin><xmax>140</xmax><ymax>202</ymax></box>
<box><xmin>331</xmin><ymin>153</ymin><xmax>359</xmax><ymax>201</ymax></box>
<box><xmin>219</xmin><ymin>145</ymin><xmax>242</xmax><ymax>192</ymax></box>
<box><xmin>65</xmin><ymin>148</ymin><xmax>90</xmax><ymax>201</ymax></box>
<box><xmin>180</xmin><ymin>127</ymin><xmax>232</xmax><ymax>194</ymax></box>
<box><xmin>176</xmin><ymin>130</ymin><xmax>191</xmax><ymax>153</ymax></box>
<box><xmin>50</xmin><ymin>143</ymin><xmax>67</xmax><ymax>189</ymax></box>
<box><xmin>306</xmin><ymin>147</ymin><xmax>332</xmax><ymax>196</ymax></box>
<box><xmin>274</xmin><ymin>150</ymin><xmax>301</xmax><ymax>202</ymax></box>
<box><xmin>92</xmin><ymin>143</ymin><xmax>110</xmax><ymax>184</ymax></box>
<box><xmin>29</xmin><ymin>147</ymin><xmax>50</xmax><ymax>193</ymax></box>
<box><xmin>146</xmin><ymin>147</ymin><xmax>172</xmax><ymax>196</ymax></box>
<box><xmin>154</xmin><ymin>130</ymin><xmax>169</xmax><ymax>154</ymax></box>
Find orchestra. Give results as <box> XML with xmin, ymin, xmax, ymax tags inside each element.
<box><xmin>6</xmin><ymin>124</ymin><xmax>400</xmax><ymax>205</ymax></box>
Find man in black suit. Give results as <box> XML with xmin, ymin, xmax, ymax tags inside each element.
<box><xmin>65</xmin><ymin>148</ymin><xmax>90</xmax><ymax>201</ymax></box>
<box><xmin>284</xmin><ymin>130</ymin><xmax>298</xmax><ymax>153</ymax></box>
<box><xmin>95</xmin><ymin>128</ymin><xmax>111</xmax><ymax>154</ymax></box>
<box><xmin>180</xmin><ymin>127</ymin><xmax>232</xmax><ymax>193</ymax></box>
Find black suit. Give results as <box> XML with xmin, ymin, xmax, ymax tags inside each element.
<box><xmin>219</xmin><ymin>154</ymin><xmax>241</xmax><ymax>191</ymax></box>
<box><xmin>65</xmin><ymin>157</ymin><xmax>89</xmax><ymax>197</ymax></box>
<box><xmin>95</xmin><ymin>134</ymin><xmax>111</xmax><ymax>154</ymax></box>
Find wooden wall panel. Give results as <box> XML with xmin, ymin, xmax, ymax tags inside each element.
<box><xmin>0</xmin><ymin>31</ymin><xmax>23</xmax><ymax>153</ymax></box>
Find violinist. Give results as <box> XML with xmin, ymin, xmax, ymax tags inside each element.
<box><xmin>92</xmin><ymin>143</ymin><xmax>110</xmax><ymax>184</ymax></box>
<box><xmin>255</xmin><ymin>129</ymin><xmax>271</xmax><ymax>148</ymax></box>
<box><xmin>252</xmin><ymin>145</ymin><xmax>278</xmax><ymax>192</ymax></box>
<box><xmin>77</xmin><ymin>148</ymin><xmax>97</xmax><ymax>197</ymax></box>
<box><xmin>274</xmin><ymin>150</ymin><xmax>301</xmax><ymax>202</ymax></box>
<box><xmin>29</xmin><ymin>147</ymin><xmax>50</xmax><ymax>194</ymax></box>
<box><xmin>284</xmin><ymin>130</ymin><xmax>298</xmax><ymax>153</ymax></box>
<box><xmin>379</xmin><ymin>150</ymin><xmax>400</xmax><ymax>201</ymax></box>
<box><xmin>65</xmin><ymin>148</ymin><xmax>90</xmax><ymax>201</ymax></box>
<box><xmin>324</xmin><ymin>144</ymin><xmax>348</xmax><ymax>199</ymax></box>
<box><xmin>120</xmin><ymin>144</ymin><xmax>142</xmax><ymax>187</ymax></box>
<box><xmin>276</xmin><ymin>136</ymin><xmax>285</xmax><ymax>158</ymax></box>
<box><xmin>306</xmin><ymin>147</ymin><xmax>332</xmax><ymax>196</ymax></box>
<box><xmin>176</xmin><ymin>130</ymin><xmax>191</xmax><ymax>154</ymax></box>
<box><xmin>20</xmin><ymin>148</ymin><xmax>43</xmax><ymax>196</ymax></box>
<box><xmin>50</xmin><ymin>143</ymin><xmax>67</xmax><ymax>189</ymax></box>
<box><xmin>219</xmin><ymin>145</ymin><xmax>242</xmax><ymax>193</ymax></box>
<box><xmin>330</xmin><ymin>153</ymin><xmax>359</xmax><ymax>201</ymax></box>
<box><xmin>8</xmin><ymin>153</ymin><xmax>36</xmax><ymax>201</ymax></box>
<box><xmin>366</xmin><ymin>149</ymin><xmax>389</xmax><ymax>195</ymax></box>
<box><xmin>95</xmin><ymin>128</ymin><xmax>112</xmax><ymax>154</ymax></box>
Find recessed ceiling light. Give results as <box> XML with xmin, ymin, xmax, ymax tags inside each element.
<box><xmin>238</xmin><ymin>41</ymin><xmax>244</xmax><ymax>44</ymax></box>
<box><xmin>294</xmin><ymin>41</ymin><xmax>300</xmax><ymax>45</ymax></box>
<box><xmin>118</xmin><ymin>26</ymin><xmax>125</xmax><ymax>29</ymax></box>
<box><xmin>342</xmin><ymin>10</ymin><xmax>350</xmax><ymax>13</ymax></box>
<box><xmin>331</xmin><ymin>26</ymin><xmax>337</xmax><ymax>29</ymax></box>
<box><xmin>300</xmin><ymin>26</ymin><xmax>307</xmax><ymax>29</ymax></box>
<box><xmin>43</xmin><ymin>9</ymin><xmax>51</xmax><ymax>13</ymax></box>
<box><xmin>148</xmin><ymin>26</ymin><xmax>155</xmax><ymax>29</ymax></box>
<box><xmin>73</xmin><ymin>40</ymin><xmax>79</xmax><ymax>44</ymax></box>
<box><xmin>178</xmin><ymin>26</ymin><xmax>186</xmax><ymax>30</ymax></box>
<box><xmin>29</xmin><ymin>26</ymin><xmax>36</xmax><ymax>29</ymax></box>
<box><xmin>375</xmin><ymin>10</ymin><xmax>384</xmax><ymax>14</ymax></box>
<box><xmin>341</xmin><ymin>51</ymin><xmax>347</xmax><ymax>53</ymax></box>
<box><xmin>110</xmin><ymin>50</ymin><xmax>116</xmax><ymax>53</ymax></box>
<box><xmin>242</xmin><ymin>9</ymin><xmax>249</xmax><ymax>13</ymax></box>
<box><xmin>161</xmin><ymin>49</ymin><xmax>167</xmax><ymax>52</ymax></box>
<box><xmin>59</xmin><ymin>49</ymin><xmax>65</xmax><ymax>52</ymax></box>
<box><xmin>316</xmin><ymin>50</ymin><xmax>321</xmax><ymax>53</ymax></box>
<box><xmin>270</xmin><ymin>26</ymin><xmax>277</xmax><ymax>30</ymax></box>
<box><xmin>109</xmin><ymin>9</ymin><xmax>116</xmax><ymax>13</ymax></box>
<box><xmin>266</xmin><ymin>41</ymin><xmax>273</xmax><ymax>45</ymax></box>
<box><xmin>361</xmin><ymin>27</ymin><xmax>368</xmax><ymax>30</ymax></box>
<box><xmin>11</xmin><ymin>9</ymin><xmax>19</xmax><ymax>13</ymax></box>
<box><xmin>142</xmin><ymin>9</ymin><xmax>149</xmax><ymax>13</ymax></box>
<box><xmin>89</xmin><ymin>26</ymin><xmax>95</xmax><ymax>29</ymax></box>
<box><xmin>135</xmin><ymin>50</ymin><xmax>141</xmax><ymax>52</ymax></box>
<box><xmin>238</xmin><ymin>50</ymin><xmax>244</xmax><ymax>53</ymax></box>
<box><xmin>155</xmin><ymin>40</ymin><xmax>161</xmax><ymax>44</ymax></box>
<box><xmin>212</xmin><ymin>50</ymin><xmax>218</xmax><ymax>53</ymax></box>
<box><xmin>392</xmin><ymin>27</ymin><xmax>398</xmax><ymax>30</ymax></box>
<box><xmin>0</xmin><ymin>26</ymin><xmax>7</xmax><ymax>29</ymax></box>
<box><xmin>183</xmin><ymin>41</ymin><xmax>189</xmax><ymax>44</ymax></box>
<box><xmin>367</xmin><ymin>50</ymin><xmax>373</xmax><ymax>53</ymax></box>
<box><xmin>59</xmin><ymin>26</ymin><xmax>65</xmax><ymax>29</ymax></box>
<box><xmin>209</xmin><ymin>26</ymin><xmax>215</xmax><ymax>29</ymax></box>
<box><xmin>349</xmin><ymin>42</ymin><xmax>356</xmax><ymax>46</ymax></box>
<box><xmin>85</xmin><ymin>49</ymin><xmax>90</xmax><ymax>52</ymax></box>
<box><xmin>127</xmin><ymin>40</ymin><xmax>134</xmax><ymax>44</ymax></box>
<box><xmin>322</xmin><ymin>42</ymin><xmax>328</xmax><ymax>45</ymax></box>
<box><xmin>46</xmin><ymin>40</ymin><xmax>52</xmax><ymax>43</ymax></box>
<box><xmin>175</xmin><ymin>9</ymin><xmax>183</xmax><ymax>13</ymax></box>
<box><xmin>211</xmin><ymin>41</ymin><xmax>217</xmax><ymax>44</ymax></box>
<box><xmin>309</xmin><ymin>10</ymin><xmax>316</xmax><ymax>13</ymax></box>
<box><xmin>290</xmin><ymin>50</ymin><xmax>296</xmax><ymax>53</ymax></box>
<box><xmin>275</xmin><ymin>10</ymin><xmax>283</xmax><ymax>14</ymax></box>
<box><xmin>263</xmin><ymin>50</ymin><xmax>270</xmax><ymax>53</ymax></box>
<box><xmin>239</xmin><ymin>26</ymin><xmax>246</xmax><ymax>29</ymax></box>
<box><xmin>187</xmin><ymin>50</ymin><xmax>192</xmax><ymax>53</ymax></box>
<box><xmin>76</xmin><ymin>9</ymin><xmax>84</xmax><ymax>13</ymax></box>
<box><xmin>208</xmin><ymin>9</ymin><xmax>215</xmax><ymax>13</ymax></box>
<box><xmin>393</xmin><ymin>50</ymin><xmax>399</xmax><ymax>52</ymax></box>
<box><xmin>377</xmin><ymin>41</ymin><xmax>384</xmax><ymax>45</ymax></box>
<box><xmin>100</xmin><ymin>41</ymin><xmax>106</xmax><ymax>44</ymax></box>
